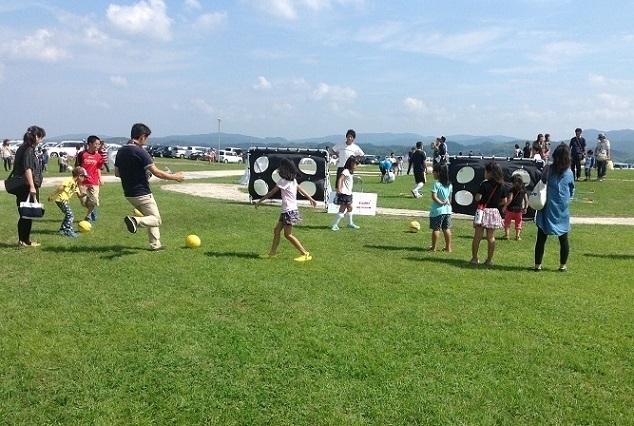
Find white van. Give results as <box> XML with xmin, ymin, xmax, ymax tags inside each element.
<box><xmin>224</xmin><ymin>147</ymin><xmax>243</xmax><ymax>156</ymax></box>
<box><xmin>218</xmin><ymin>150</ymin><xmax>242</xmax><ymax>163</ymax></box>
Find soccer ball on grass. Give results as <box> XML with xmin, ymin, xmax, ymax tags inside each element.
<box><xmin>78</xmin><ymin>220</ymin><xmax>92</xmax><ymax>233</ymax></box>
<box><xmin>185</xmin><ymin>234</ymin><xmax>201</xmax><ymax>248</ymax></box>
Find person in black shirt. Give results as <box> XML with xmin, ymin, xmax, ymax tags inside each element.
<box><xmin>12</xmin><ymin>126</ymin><xmax>46</xmax><ymax>247</ymax></box>
<box><xmin>410</xmin><ymin>141</ymin><xmax>427</xmax><ymax>198</ymax></box>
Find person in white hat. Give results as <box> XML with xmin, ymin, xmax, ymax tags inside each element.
<box><xmin>594</xmin><ymin>133</ymin><xmax>611</xmax><ymax>181</ymax></box>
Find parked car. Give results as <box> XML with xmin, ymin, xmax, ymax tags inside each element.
<box><xmin>224</xmin><ymin>147</ymin><xmax>244</xmax><ymax>156</ymax></box>
<box><xmin>612</xmin><ymin>162</ymin><xmax>629</xmax><ymax>169</ymax></box>
<box><xmin>147</xmin><ymin>145</ymin><xmax>164</xmax><ymax>157</ymax></box>
<box><xmin>155</xmin><ymin>146</ymin><xmax>173</xmax><ymax>158</ymax></box>
<box><xmin>185</xmin><ymin>146</ymin><xmax>207</xmax><ymax>158</ymax></box>
<box><xmin>8</xmin><ymin>140</ymin><xmax>21</xmax><ymax>154</ymax></box>
<box><xmin>48</xmin><ymin>140</ymin><xmax>85</xmax><ymax>158</ymax></box>
<box><xmin>362</xmin><ymin>155</ymin><xmax>381</xmax><ymax>165</ymax></box>
<box><xmin>171</xmin><ymin>146</ymin><xmax>188</xmax><ymax>158</ymax></box>
<box><xmin>218</xmin><ymin>150</ymin><xmax>242</xmax><ymax>163</ymax></box>
<box><xmin>188</xmin><ymin>151</ymin><xmax>209</xmax><ymax>161</ymax></box>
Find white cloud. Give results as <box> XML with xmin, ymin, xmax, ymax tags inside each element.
<box><xmin>597</xmin><ymin>93</ymin><xmax>630</xmax><ymax>110</ymax></box>
<box><xmin>253</xmin><ymin>76</ymin><xmax>273</xmax><ymax>90</ymax></box>
<box><xmin>292</xmin><ymin>77</ymin><xmax>309</xmax><ymax>90</ymax></box>
<box><xmin>588</xmin><ymin>74</ymin><xmax>607</xmax><ymax>87</ymax></box>
<box><xmin>107</xmin><ymin>0</ymin><xmax>173</xmax><ymax>42</ymax></box>
<box><xmin>193</xmin><ymin>12</ymin><xmax>228</xmax><ymax>31</ymax></box>
<box><xmin>253</xmin><ymin>0</ymin><xmax>365</xmax><ymax>20</ymax></box>
<box><xmin>403</xmin><ymin>97</ymin><xmax>427</xmax><ymax>113</ymax></box>
<box><xmin>1</xmin><ymin>29</ymin><xmax>69</xmax><ymax>62</ymax></box>
<box><xmin>311</xmin><ymin>82</ymin><xmax>357</xmax><ymax>113</ymax></box>
<box><xmin>266</xmin><ymin>0</ymin><xmax>298</xmax><ymax>20</ymax></box>
<box><xmin>311</xmin><ymin>82</ymin><xmax>356</xmax><ymax>103</ymax></box>
<box><xmin>528</xmin><ymin>41</ymin><xmax>585</xmax><ymax>68</ymax></box>
<box><xmin>184</xmin><ymin>0</ymin><xmax>201</xmax><ymax>10</ymax></box>
<box><xmin>110</xmin><ymin>75</ymin><xmax>128</xmax><ymax>86</ymax></box>
<box><xmin>273</xmin><ymin>102</ymin><xmax>293</xmax><ymax>111</ymax></box>
<box><xmin>191</xmin><ymin>98</ymin><xmax>215</xmax><ymax>115</ymax></box>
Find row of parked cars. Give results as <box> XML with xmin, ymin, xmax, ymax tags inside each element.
<box><xmin>146</xmin><ymin>145</ymin><xmax>244</xmax><ymax>163</ymax></box>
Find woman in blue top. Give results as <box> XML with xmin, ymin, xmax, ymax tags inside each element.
<box><xmin>533</xmin><ymin>143</ymin><xmax>575</xmax><ymax>272</ymax></box>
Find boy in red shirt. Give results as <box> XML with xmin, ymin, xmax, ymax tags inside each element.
<box><xmin>75</xmin><ymin>135</ymin><xmax>104</xmax><ymax>222</ymax></box>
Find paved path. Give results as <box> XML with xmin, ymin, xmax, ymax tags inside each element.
<box><xmin>3</xmin><ymin>170</ymin><xmax>633</xmax><ymax>225</ymax></box>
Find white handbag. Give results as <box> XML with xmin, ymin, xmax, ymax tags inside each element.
<box><xmin>528</xmin><ymin>168</ymin><xmax>549</xmax><ymax>210</ymax></box>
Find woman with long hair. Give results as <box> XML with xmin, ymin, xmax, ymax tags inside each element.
<box><xmin>532</xmin><ymin>143</ymin><xmax>575</xmax><ymax>271</ymax></box>
<box><xmin>13</xmin><ymin>125</ymin><xmax>46</xmax><ymax>247</ymax></box>
<box><xmin>470</xmin><ymin>161</ymin><xmax>508</xmax><ymax>267</ymax></box>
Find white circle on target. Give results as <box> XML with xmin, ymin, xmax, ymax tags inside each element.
<box><xmin>454</xmin><ymin>190</ymin><xmax>474</xmax><ymax>206</ymax></box>
<box><xmin>456</xmin><ymin>166</ymin><xmax>475</xmax><ymax>184</ymax></box>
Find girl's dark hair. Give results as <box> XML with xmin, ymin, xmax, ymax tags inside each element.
<box><xmin>23</xmin><ymin>125</ymin><xmax>46</xmax><ymax>147</ymax></box>
<box><xmin>433</xmin><ymin>163</ymin><xmax>450</xmax><ymax>187</ymax></box>
<box><xmin>485</xmin><ymin>161</ymin><xmax>504</xmax><ymax>184</ymax></box>
<box><xmin>343</xmin><ymin>155</ymin><xmax>358</xmax><ymax>172</ymax></box>
<box><xmin>511</xmin><ymin>174</ymin><xmax>525</xmax><ymax>190</ymax></box>
<box><xmin>550</xmin><ymin>144</ymin><xmax>571</xmax><ymax>176</ymax></box>
<box><xmin>532</xmin><ymin>141</ymin><xmax>543</xmax><ymax>157</ymax></box>
<box><xmin>278</xmin><ymin>157</ymin><xmax>300</xmax><ymax>180</ymax></box>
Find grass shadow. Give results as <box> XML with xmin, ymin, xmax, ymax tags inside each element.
<box><xmin>406</xmin><ymin>255</ymin><xmax>537</xmax><ymax>272</ymax></box>
<box><xmin>42</xmin><ymin>244</ymin><xmax>140</xmax><ymax>260</ymax></box>
<box><xmin>585</xmin><ymin>253</ymin><xmax>634</xmax><ymax>260</ymax></box>
<box><xmin>204</xmin><ymin>250</ymin><xmax>261</xmax><ymax>259</ymax></box>
<box><xmin>365</xmin><ymin>244</ymin><xmax>424</xmax><ymax>252</ymax></box>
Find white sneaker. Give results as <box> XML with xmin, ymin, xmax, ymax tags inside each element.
<box><xmin>331</xmin><ymin>225</ymin><xmax>339</xmax><ymax>231</ymax></box>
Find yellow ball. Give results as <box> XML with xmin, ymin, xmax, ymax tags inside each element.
<box><xmin>185</xmin><ymin>234</ymin><xmax>201</xmax><ymax>248</ymax></box>
<box><xmin>408</xmin><ymin>220</ymin><xmax>421</xmax><ymax>233</ymax></box>
<box><xmin>78</xmin><ymin>220</ymin><xmax>92</xmax><ymax>233</ymax></box>
<box><xmin>133</xmin><ymin>208</ymin><xmax>144</xmax><ymax>217</ymax></box>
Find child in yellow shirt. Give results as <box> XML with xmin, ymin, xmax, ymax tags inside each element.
<box><xmin>48</xmin><ymin>166</ymin><xmax>88</xmax><ymax>237</ymax></box>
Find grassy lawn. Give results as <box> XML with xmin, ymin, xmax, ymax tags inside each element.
<box><xmin>1</xmin><ymin>161</ymin><xmax>633</xmax><ymax>425</ymax></box>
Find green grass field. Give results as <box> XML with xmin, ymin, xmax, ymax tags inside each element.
<box><xmin>1</xmin><ymin>160</ymin><xmax>633</xmax><ymax>425</ymax></box>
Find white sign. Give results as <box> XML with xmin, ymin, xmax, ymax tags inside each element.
<box><xmin>327</xmin><ymin>192</ymin><xmax>377</xmax><ymax>216</ymax></box>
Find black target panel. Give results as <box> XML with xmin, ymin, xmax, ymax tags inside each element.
<box><xmin>448</xmin><ymin>156</ymin><xmax>544</xmax><ymax>216</ymax></box>
<box><xmin>248</xmin><ymin>148</ymin><xmax>329</xmax><ymax>202</ymax></box>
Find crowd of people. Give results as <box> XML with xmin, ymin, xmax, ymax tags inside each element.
<box><xmin>512</xmin><ymin>129</ymin><xmax>612</xmax><ymax>182</ymax></box>
<box><xmin>4</xmin><ymin>124</ymin><xmax>184</xmax><ymax>249</ymax></box>
<box><xmin>322</xmin><ymin>128</ymin><xmax>601</xmax><ymax>271</ymax></box>
<box><xmin>0</xmin><ymin>125</ymin><xmax>616</xmax><ymax>269</ymax></box>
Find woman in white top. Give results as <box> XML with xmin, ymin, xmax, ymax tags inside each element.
<box><xmin>2</xmin><ymin>139</ymin><xmax>13</xmax><ymax>171</ymax></box>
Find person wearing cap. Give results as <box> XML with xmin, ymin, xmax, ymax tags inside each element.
<box><xmin>594</xmin><ymin>133</ymin><xmax>611</xmax><ymax>181</ymax></box>
<box><xmin>75</xmin><ymin>135</ymin><xmax>104</xmax><ymax>223</ymax></box>
<box><xmin>569</xmin><ymin>128</ymin><xmax>586</xmax><ymax>181</ymax></box>
<box><xmin>48</xmin><ymin>166</ymin><xmax>89</xmax><ymax>237</ymax></box>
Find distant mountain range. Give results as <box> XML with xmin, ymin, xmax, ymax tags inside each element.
<box><xmin>49</xmin><ymin>129</ymin><xmax>634</xmax><ymax>162</ymax></box>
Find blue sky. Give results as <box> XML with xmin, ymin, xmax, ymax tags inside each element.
<box><xmin>1</xmin><ymin>0</ymin><xmax>634</xmax><ymax>141</ymax></box>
